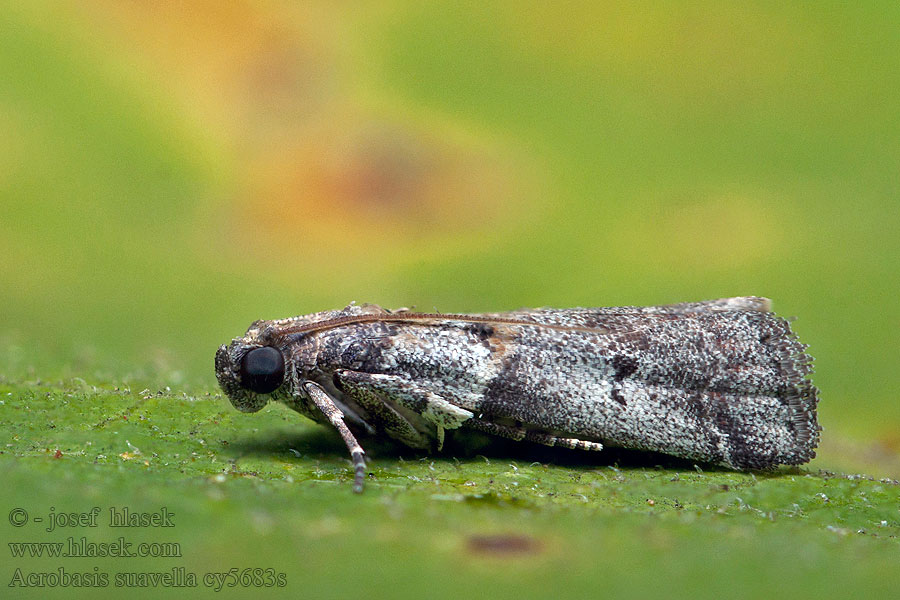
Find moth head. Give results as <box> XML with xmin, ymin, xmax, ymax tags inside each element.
<box><xmin>215</xmin><ymin>341</ymin><xmax>286</xmax><ymax>412</ymax></box>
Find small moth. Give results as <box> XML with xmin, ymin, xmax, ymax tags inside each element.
<box><xmin>215</xmin><ymin>297</ymin><xmax>820</xmax><ymax>492</ymax></box>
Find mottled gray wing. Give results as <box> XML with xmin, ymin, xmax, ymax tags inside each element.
<box><xmin>476</xmin><ymin>299</ymin><xmax>809</xmax><ymax>398</ymax></box>
<box><xmin>467</xmin><ymin>297</ymin><xmax>818</xmax><ymax>468</ymax></box>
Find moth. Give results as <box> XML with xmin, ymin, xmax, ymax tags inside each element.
<box><xmin>215</xmin><ymin>297</ymin><xmax>820</xmax><ymax>492</ymax></box>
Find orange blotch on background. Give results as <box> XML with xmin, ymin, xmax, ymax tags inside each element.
<box><xmin>237</xmin><ymin>116</ymin><xmax>536</xmax><ymax>263</ymax></box>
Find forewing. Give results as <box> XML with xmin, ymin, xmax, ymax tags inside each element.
<box><xmin>476</xmin><ymin>296</ymin><xmax>771</xmax><ymax>330</ymax></box>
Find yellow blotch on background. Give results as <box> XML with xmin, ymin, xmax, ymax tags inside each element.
<box><xmin>608</xmin><ymin>192</ymin><xmax>793</xmax><ymax>271</ymax></box>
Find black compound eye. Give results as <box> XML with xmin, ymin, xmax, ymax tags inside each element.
<box><xmin>239</xmin><ymin>347</ymin><xmax>285</xmax><ymax>394</ymax></box>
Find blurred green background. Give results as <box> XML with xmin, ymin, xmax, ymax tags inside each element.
<box><xmin>2</xmin><ymin>2</ymin><xmax>899</xmax><ymax>598</ymax></box>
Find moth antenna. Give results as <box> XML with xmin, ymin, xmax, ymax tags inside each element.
<box><xmin>303</xmin><ymin>381</ymin><xmax>368</xmax><ymax>493</ymax></box>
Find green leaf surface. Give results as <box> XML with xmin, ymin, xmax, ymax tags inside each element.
<box><xmin>2</xmin><ymin>379</ymin><xmax>897</xmax><ymax>600</ymax></box>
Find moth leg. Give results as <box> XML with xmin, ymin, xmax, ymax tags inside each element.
<box><xmin>436</xmin><ymin>425</ymin><xmax>445</xmax><ymax>452</ymax></box>
<box><xmin>333</xmin><ymin>370</ymin><xmax>473</xmax><ymax>451</ymax></box>
<box><xmin>303</xmin><ymin>381</ymin><xmax>368</xmax><ymax>493</ymax></box>
<box><xmin>331</xmin><ymin>370</ymin><xmax>431</xmax><ymax>450</ymax></box>
<box><xmin>464</xmin><ymin>418</ymin><xmax>527</xmax><ymax>442</ymax></box>
<box><xmin>465</xmin><ymin>418</ymin><xmax>603</xmax><ymax>451</ymax></box>
<box><xmin>523</xmin><ymin>431</ymin><xmax>604</xmax><ymax>452</ymax></box>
